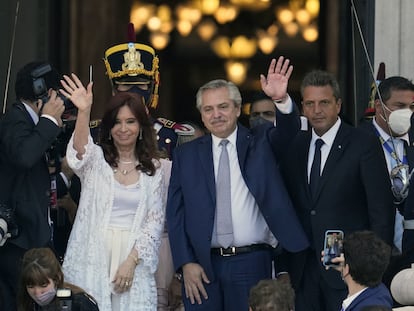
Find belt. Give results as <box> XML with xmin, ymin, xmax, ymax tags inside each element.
<box><xmin>211</xmin><ymin>243</ymin><xmax>273</xmax><ymax>257</ymax></box>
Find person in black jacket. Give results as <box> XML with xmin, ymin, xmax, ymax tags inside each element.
<box><xmin>0</xmin><ymin>61</ymin><xmax>65</xmax><ymax>310</ymax></box>
<box><xmin>17</xmin><ymin>247</ymin><xmax>99</xmax><ymax>311</ymax></box>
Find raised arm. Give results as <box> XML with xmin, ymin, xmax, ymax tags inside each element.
<box><xmin>60</xmin><ymin>73</ymin><xmax>93</xmax><ymax>159</ymax></box>
<box><xmin>260</xmin><ymin>56</ymin><xmax>293</xmax><ymax>102</ymax></box>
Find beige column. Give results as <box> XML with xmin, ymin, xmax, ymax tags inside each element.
<box><xmin>374</xmin><ymin>0</ymin><xmax>414</xmax><ymax>80</ymax></box>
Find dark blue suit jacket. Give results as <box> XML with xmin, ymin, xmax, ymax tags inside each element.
<box><xmin>345</xmin><ymin>283</ymin><xmax>392</xmax><ymax>311</ymax></box>
<box><xmin>166</xmin><ymin>109</ymin><xmax>309</xmax><ymax>281</ymax></box>
<box><xmin>282</xmin><ymin>122</ymin><xmax>395</xmax><ymax>290</ymax></box>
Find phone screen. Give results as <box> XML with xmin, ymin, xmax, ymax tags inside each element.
<box><xmin>323</xmin><ymin>230</ymin><xmax>344</xmax><ymax>266</ymax></box>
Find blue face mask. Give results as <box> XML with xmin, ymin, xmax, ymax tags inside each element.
<box><xmin>29</xmin><ymin>287</ymin><xmax>57</xmax><ymax>306</ymax></box>
<box><xmin>123</xmin><ymin>85</ymin><xmax>151</xmax><ymax>106</ymax></box>
<box><xmin>249</xmin><ymin>116</ymin><xmax>273</xmax><ymax>128</ymax></box>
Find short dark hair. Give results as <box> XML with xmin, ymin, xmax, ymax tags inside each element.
<box><xmin>343</xmin><ymin>231</ymin><xmax>391</xmax><ymax>287</ymax></box>
<box><xmin>14</xmin><ymin>61</ymin><xmax>61</xmax><ymax>102</ymax></box>
<box><xmin>249</xmin><ymin>91</ymin><xmax>275</xmax><ymax>113</ymax></box>
<box><xmin>249</xmin><ymin>279</ymin><xmax>295</xmax><ymax>311</ymax></box>
<box><xmin>300</xmin><ymin>70</ymin><xmax>341</xmax><ymax>100</ymax></box>
<box><xmin>376</xmin><ymin>76</ymin><xmax>414</xmax><ymax>103</ymax></box>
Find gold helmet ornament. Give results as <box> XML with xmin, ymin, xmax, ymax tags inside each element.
<box><xmin>103</xmin><ymin>24</ymin><xmax>160</xmax><ymax>109</ymax></box>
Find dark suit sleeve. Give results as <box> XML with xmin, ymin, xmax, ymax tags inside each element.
<box><xmin>267</xmin><ymin>104</ymin><xmax>300</xmax><ymax>159</ymax></box>
<box><xmin>360</xmin><ymin>131</ymin><xmax>395</xmax><ymax>245</ymax></box>
<box><xmin>2</xmin><ymin>107</ymin><xmax>61</xmax><ymax>169</ymax></box>
<box><xmin>166</xmin><ymin>149</ymin><xmax>196</xmax><ymax>271</ymax></box>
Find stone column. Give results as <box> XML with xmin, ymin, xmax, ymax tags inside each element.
<box><xmin>375</xmin><ymin>0</ymin><xmax>414</xmax><ymax>80</ymax></box>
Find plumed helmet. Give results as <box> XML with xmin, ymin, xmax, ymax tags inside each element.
<box><xmin>103</xmin><ymin>24</ymin><xmax>160</xmax><ymax>109</ymax></box>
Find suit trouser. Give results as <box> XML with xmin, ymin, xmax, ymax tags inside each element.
<box><xmin>182</xmin><ymin>249</ymin><xmax>272</xmax><ymax>311</ymax></box>
<box><xmin>295</xmin><ymin>251</ymin><xmax>347</xmax><ymax>311</ymax></box>
<box><xmin>0</xmin><ymin>243</ymin><xmax>25</xmax><ymax>311</ymax></box>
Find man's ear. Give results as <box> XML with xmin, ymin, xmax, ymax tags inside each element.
<box><xmin>374</xmin><ymin>99</ymin><xmax>383</xmax><ymax>112</ymax></box>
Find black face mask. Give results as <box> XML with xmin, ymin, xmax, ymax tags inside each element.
<box><xmin>121</xmin><ymin>85</ymin><xmax>151</xmax><ymax>105</ymax></box>
<box><xmin>249</xmin><ymin>116</ymin><xmax>273</xmax><ymax>128</ymax></box>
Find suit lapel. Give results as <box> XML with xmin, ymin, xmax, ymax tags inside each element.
<box><xmin>299</xmin><ymin>133</ymin><xmax>313</xmax><ymax>202</ymax></box>
<box><xmin>313</xmin><ymin>123</ymin><xmax>350</xmax><ymax>201</ymax></box>
<box><xmin>198</xmin><ymin>135</ymin><xmax>216</xmax><ymax>202</ymax></box>
<box><xmin>236</xmin><ymin>125</ymin><xmax>251</xmax><ymax>171</ymax></box>
<box><xmin>406</xmin><ymin>128</ymin><xmax>414</xmax><ymax>169</ymax></box>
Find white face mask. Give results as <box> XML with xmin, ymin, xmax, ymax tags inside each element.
<box><xmin>29</xmin><ymin>287</ymin><xmax>57</xmax><ymax>306</ymax></box>
<box><xmin>382</xmin><ymin>105</ymin><xmax>413</xmax><ymax>136</ymax></box>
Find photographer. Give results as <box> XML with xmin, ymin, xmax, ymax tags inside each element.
<box><xmin>324</xmin><ymin>231</ymin><xmax>393</xmax><ymax>310</ymax></box>
<box><xmin>0</xmin><ymin>61</ymin><xmax>65</xmax><ymax>310</ymax></box>
<box><xmin>18</xmin><ymin>247</ymin><xmax>98</xmax><ymax>311</ymax></box>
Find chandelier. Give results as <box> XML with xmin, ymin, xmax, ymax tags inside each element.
<box><xmin>130</xmin><ymin>0</ymin><xmax>320</xmax><ymax>84</ymax></box>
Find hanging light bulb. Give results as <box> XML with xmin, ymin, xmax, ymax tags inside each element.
<box><xmin>306</xmin><ymin>0</ymin><xmax>320</xmax><ymax>18</ymax></box>
<box><xmin>225</xmin><ymin>60</ymin><xmax>249</xmax><ymax>85</ymax></box>
<box><xmin>302</xmin><ymin>24</ymin><xmax>319</xmax><ymax>42</ymax></box>
<box><xmin>197</xmin><ymin>19</ymin><xmax>217</xmax><ymax>41</ymax></box>
<box><xmin>150</xmin><ymin>32</ymin><xmax>170</xmax><ymax>50</ymax></box>
<box><xmin>147</xmin><ymin>16</ymin><xmax>162</xmax><ymax>32</ymax></box>
<box><xmin>284</xmin><ymin>22</ymin><xmax>299</xmax><ymax>37</ymax></box>
<box><xmin>176</xmin><ymin>19</ymin><xmax>193</xmax><ymax>36</ymax></box>
<box><xmin>257</xmin><ymin>30</ymin><xmax>278</xmax><ymax>54</ymax></box>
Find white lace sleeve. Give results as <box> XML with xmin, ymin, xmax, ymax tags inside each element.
<box><xmin>135</xmin><ymin>166</ymin><xmax>165</xmax><ymax>273</ymax></box>
<box><xmin>66</xmin><ymin>134</ymin><xmax>100</xmax><ymax>179</ymax></box>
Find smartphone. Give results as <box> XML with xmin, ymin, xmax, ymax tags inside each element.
<box><xmin>322</xmin><ymin>230</ymin><xmax>344</xmax><ymax>267</ymax></box>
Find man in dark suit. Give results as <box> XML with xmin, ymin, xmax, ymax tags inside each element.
<box><xmin>0</xmin><ymin>61</ymin><xmax>64</xmax><ymax>310</ymax></box>
<box><xmin>167</xmin><ymin>56</ymin><xmax>309</xmax><ymax>311</ymax></box>
<box><xmin>361</xmin><ymin>76</ymin><xmax>414</xmax><ymax>292</ymax></box>
<box><xmin>281</xmin><ymin>70</ymin><xmax>395</xmax><ymax>311</ymax></box>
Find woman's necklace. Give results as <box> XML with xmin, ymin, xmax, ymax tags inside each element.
<box><xmin>119</xmin><ymin>159</ymin><xmax>134</xmax><ymax>164</ymax></box>
<box><xmin>113</xmin><ymin>161</ymin><xmax>139</xmax><ymax>175</ymax></box>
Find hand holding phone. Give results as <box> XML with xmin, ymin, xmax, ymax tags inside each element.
<box><xmin>322</xmin><ymin>230</ymin><xmax>344</xmax><ymax>267</ymax></box>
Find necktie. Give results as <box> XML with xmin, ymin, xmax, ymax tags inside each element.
<box><xmin>216</xmin><ymin>139</ymin><xmax>233</xmax><ymax>248</ymax></box>
<box><xmin>309</xmin><ymin>138</ymin><xmax>324</xmax><ymax>198</ymax></box>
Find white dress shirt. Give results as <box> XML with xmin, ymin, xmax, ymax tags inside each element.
<box><xmin>307</xmin><ymin>117</ymin><xmax>342</xmax><ymax>181</ymax></box>
<box><xmin>341</xmin><ymin>287</ymin><xmax>368</xmax><ymax>310</ymax></box>
<box><xmin>373</xmin><ymin>118</ymin><xmax>408</xmax><ymax>252</ymax></box>
<box><xmin>210</xmin><ymin>129</ymin><xmax>277</xmax><ymax>248</ymax></box>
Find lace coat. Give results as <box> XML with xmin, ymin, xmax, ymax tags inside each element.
<box><xmin>62</xmin><ymin>135</ymin><xmax>165</xmax><ymax>311</ymax></box>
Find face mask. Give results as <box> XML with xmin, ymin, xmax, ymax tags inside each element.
<box><xmin>124</xmin><ymin>85</ymin><xmax>151</xmax><ymax>106</ymax></box>
<box><xmin>388</xmin><ymin>108</ymin><xmax>413</xmax><ymax>136</ymax></box>
<box><xmin>29</xmin><ymin>287</ymin><xmax>57</xmax><ymax>306</ymax></box>
<box><xmin>249</xmin><ymin>116</ymin><xmax>273</xmax><ymax>128</ymax></box>
<box><xmin>380</xmin><ymin>105</ymin><xmax>413</xmax><ymax>136</ymax></box>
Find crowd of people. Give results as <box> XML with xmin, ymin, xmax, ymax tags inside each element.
<box><xmin>1</xmin><ymin>32</ymin><xmax>414</xmax><ymax>311</ymax></box>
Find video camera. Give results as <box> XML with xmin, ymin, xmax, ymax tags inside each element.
<box><xmin>0</xmin><ymin>202</ymin><xmax>18</xmax><ymax>246</ymax></box>
<box><xmin>31</xmin><ymin>64</ymin><xmax>75</xmax><ymax>113</ymax></box>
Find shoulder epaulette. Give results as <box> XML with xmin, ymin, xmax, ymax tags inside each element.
<box><xmin>157</xmin><ymin>117</ymin><xmax>195</xmax><ymax>136</ymax></box>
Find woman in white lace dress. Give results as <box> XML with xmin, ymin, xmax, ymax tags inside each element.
<box><xmin>60</xmin><ymin>74</ymin><xmax>165</xmax><ymax>311</ymax></box>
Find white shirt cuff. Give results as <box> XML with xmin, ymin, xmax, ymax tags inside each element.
<box><xmin>41</xmin><ymin>114</ymin><xmax>59</xmax><ymax>126</ymax></box>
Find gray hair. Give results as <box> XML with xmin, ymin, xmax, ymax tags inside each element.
<box><xmin>196</xmin><ymin>79</ymin><xmax>242</xmax><ymax>111</ymax></box>
<box><xmin>300</xmin><ymin>70</ymin><xmax>341</xmax><ymax>100</ymax></box>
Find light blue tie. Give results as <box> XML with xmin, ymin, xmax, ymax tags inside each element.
<box><xmin>216</xmin><ymin>139</ymin><xmax>233</xmax><ymax>248</ymax></box>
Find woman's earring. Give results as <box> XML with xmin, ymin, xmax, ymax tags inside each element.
<box><xmin>108</xmin><ymin>133</ymin><xmax>112</xmax><ymax>141</ymax></box>
<box><xmin>139</xmin><ymin>129</ymin><xmax>143</xmax><ymax>140</ymax></box>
